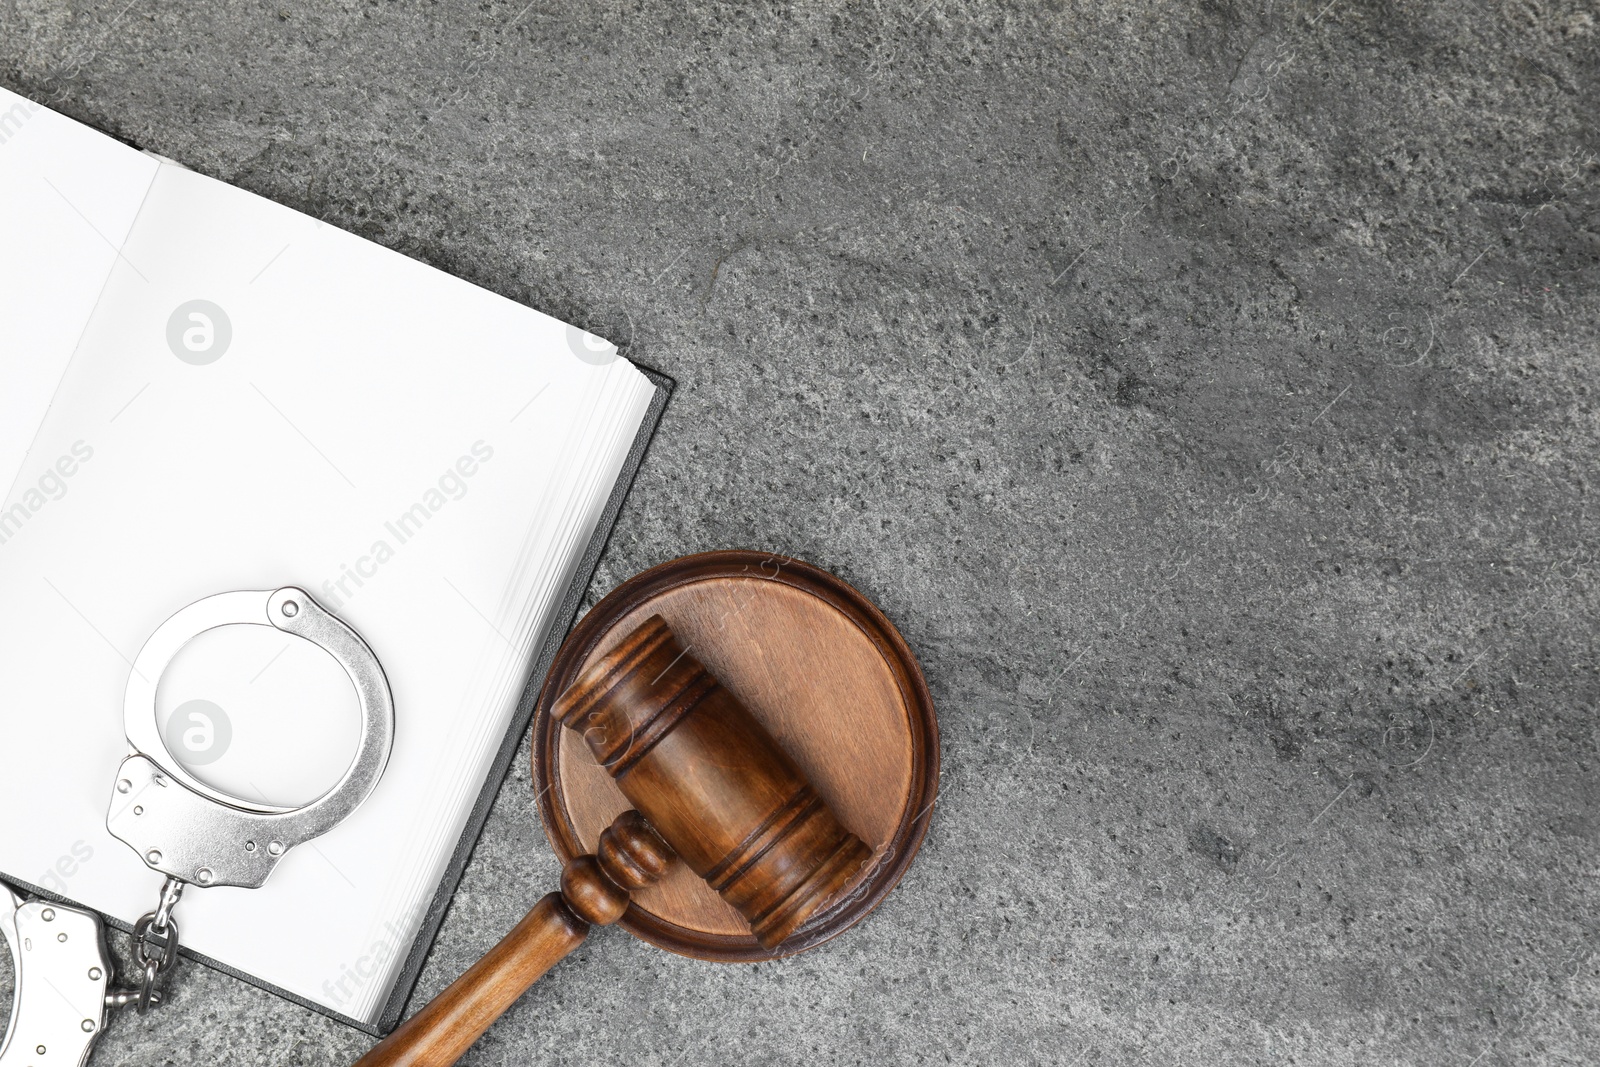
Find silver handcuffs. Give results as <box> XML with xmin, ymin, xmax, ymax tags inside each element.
<box><xmin>0</xmin><ymin>886</ymin><xmax>113</xmax><ymax>1067</ymax></box>
<box><xmin>1</xmin><ymin>587</ymin><xmax>393</xmax><ymax>1066</ymax></box>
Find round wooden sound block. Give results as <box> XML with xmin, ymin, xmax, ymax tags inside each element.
<box><xmin>532</xmin><ymin>551</ymin><xmax>939</xmax><ymax>962</ymax></box>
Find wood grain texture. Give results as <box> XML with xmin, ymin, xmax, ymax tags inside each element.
<box><xmin>533</xmin><ymin>551</ymin><xmax>940</xmax><ymax>962</ymax></box>
<box><xmin>553</xmin><ymin>613</ymin><xmax>874</xmax><ymax>948</ymax></box>
<box><xmin>353</xmin><ymin>812</ymin><xmax>670</xmax><ymax>1067</ymax></box>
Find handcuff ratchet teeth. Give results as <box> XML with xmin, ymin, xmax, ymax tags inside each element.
<box><xmin>1</xmin><ymin>585</ymin><xmax>394</xmax><ymax>1059</ymax></box>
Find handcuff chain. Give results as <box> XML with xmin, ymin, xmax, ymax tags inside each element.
<box><xmin>122</xmin><ymin>875</ymin><xmax>186</xmax><ymax>1014</ymax></box>
<box><xmin>151</xmin><ymin>876</ymin><xmax>183</xmax><ymax>932</ymax></box>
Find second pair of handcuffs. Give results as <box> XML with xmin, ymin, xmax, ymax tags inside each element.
<box><xmin>0</xmin><ymin>587</ymin><xmax>393</xmax><ymax>1067</ymax></box>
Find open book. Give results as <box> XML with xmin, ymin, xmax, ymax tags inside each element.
<box><xmin>0</xmin><ymin>88</ymin><xmax>668</xmax><ymax>1032</ymax></box>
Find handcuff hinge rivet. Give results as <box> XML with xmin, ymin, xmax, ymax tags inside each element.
<box><xmin>40</xmin><ymin>907</ymin><xmax>54</xmax><ymax>921</ymax></box>
<box><xmin>89</xmin><ymin>966</ymin><xmax>102</xmax><ymax>980</ymax></box>
<box><xmin>82</xmin><ymin>1020</ymin><xmax>96</xmax><ymax>1032</ymax></box>
<box><xmin>146</xmin><ymin>849</ymin><xmax>162</xmax><ymax>865</ymax></box>
<box><xmin>267</xmin><ymin>841</ymin><xmax>284</xmax><ymax>856</ymax></box>
<box><xmin>117</xmin><ymin>779</ymin><xmax>131</xmax><ymax>793</ymax></box>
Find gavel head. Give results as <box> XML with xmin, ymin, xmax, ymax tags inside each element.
<box><xmin>552</xmin><ymin>615</ymin><xmax>872</xmax><ymax>948</ymax></box>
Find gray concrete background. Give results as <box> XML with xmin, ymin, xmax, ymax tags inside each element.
<box><xmin>2</xmin><ymin>1</ymin><xmax>1597</xmax><ymax>1063</ymax></box>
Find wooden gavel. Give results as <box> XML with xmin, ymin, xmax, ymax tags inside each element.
<box><xmin>357</xmin><ymin>615</ymin><xmax>873</xmax><ymax>1067</ymax></box>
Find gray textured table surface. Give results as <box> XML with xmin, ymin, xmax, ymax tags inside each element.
<box><xmin>2</xmin><ymin>2</ymin><xmax>1597</xmax><ymax>1064</ymax></box>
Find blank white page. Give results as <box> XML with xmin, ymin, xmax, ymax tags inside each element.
<box><xmin>0</xmin><ymin>87</ymin><xmax>158</xmax><ymax>500</ymax></box>
<box><xmin>0</xmin><ymin>153</ymin><xmax>655</xmax><ymax>1023</ymax></box>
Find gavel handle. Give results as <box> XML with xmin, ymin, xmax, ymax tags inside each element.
<box><xmin>355</xmin><ymin>893</ymin><xmax>587</xmax><ymax>1067</ymax></box>
<box><xmin>354</xmin><ymin>811</ymin><xmax>673</xmax><ymax>1067</ymax></box>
